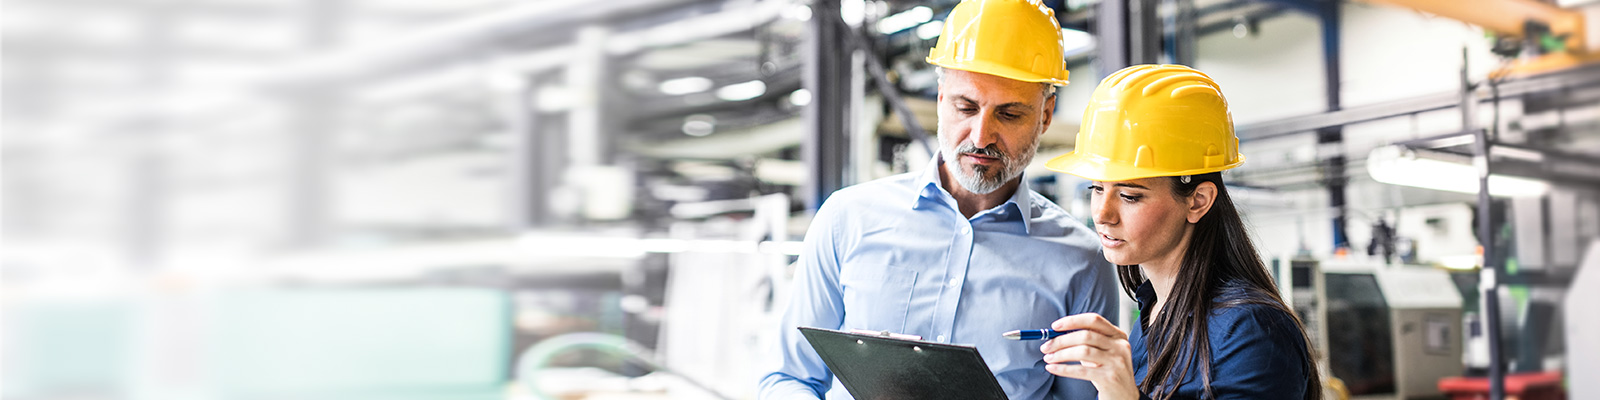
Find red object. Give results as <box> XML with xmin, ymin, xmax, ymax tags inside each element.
<box><xmin>1438</xmin><ymin>371</ymin><xmax>1566</xmax><ymax>400</ymax></box>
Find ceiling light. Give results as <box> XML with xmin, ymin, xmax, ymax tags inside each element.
<box><xmin>1366</xmin><ymin>145</ymin><xmax>1549</xmax><ymax>197</ymax></box>
<box><xmin>783</xmin><ymin>5</ymin><xmax>813</xmax><ymax>21</ymax></box>
<box><xmin>916</xmin><ymin>20</ymin><xmax>944</xmax><ymax>40</ymax></box>
<box><xmin>682</xmin><ymin>114</ymin><xmax>716</xmax><ymax>137</ymax></box>
<box><xmin>1061</xmin><ymin>28</ymin><xmax>1093</xmax><ymax>57</ymax></box>
<box><xmin>788</xmin><ymin>89</ymin><xmax>812</xmax><ymax>107</ymax></box>
<box><xmin>715</xmin><ymin>80</ymin><xmax>767</xmax><ymax>101</ymax></box>
<box><xmin>842</xmin><ymin>0</ymin><xmax>867</xmax><ymax>27</ymax></box>
<box><xmin>875</xmin><ymin>6</ymin><xmax>932</xmax><ymax>35</ymax></box>
<box><xmin>658</xmin><ymin>76</ymin><xmax>713</xmax><ymax>95</ymax></box>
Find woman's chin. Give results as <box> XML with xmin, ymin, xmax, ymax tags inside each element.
<box><xmin>1101</xmin><ymin>250</ymin><xmax>1137</xmax><ymax>267</ymax></box>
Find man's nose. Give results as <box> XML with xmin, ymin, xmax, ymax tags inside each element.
<box><xmin>968</xmin><ymin>112</ymin><xmax>1000</xmax><ymax>149</ymax></box>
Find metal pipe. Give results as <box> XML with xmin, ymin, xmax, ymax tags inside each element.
<box><xmin>840</xmin><ymin>25</ymin><xmax>935</xmax><ymax>157</ymax></box>
<box><xmin>1465</xmin><ymin>47</ymin><xmax>1509</xmax><ymax>400</ymax></box>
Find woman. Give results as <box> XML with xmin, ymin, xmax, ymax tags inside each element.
<box><xmin>1038</xmin><ymin>64</ymin><xmax>1321</xmax><ymax>400</ymax></box>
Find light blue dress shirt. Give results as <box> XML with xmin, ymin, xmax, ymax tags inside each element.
<box><xmin>759</xmin><ymin>156</ymin><xmax>1119</xmax><ymax>400</ymax></box>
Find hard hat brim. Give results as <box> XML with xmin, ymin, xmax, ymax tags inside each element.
<box><xmin>1044</xmin><ymin>151</ymin><xmax>1246</xmax><ymax>182</ymax></box>
<box><xmin>926</xmin><ymin>56</ymin><xmax>1070</xmax><ymax>86</ymax></box>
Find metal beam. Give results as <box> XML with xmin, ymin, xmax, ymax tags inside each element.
<box><xmin>841</xmin><ymin>25</ymin><xmax>934</xmax><ymax>157</ymax></box>
<box><xmin>803</xmin><ymin>0</ymin><xmax>851</xmax><ymax>211</ymax></box>
<box><xmin>1316</xmin><ymin>0</ymin><xmax>1350</xmax><ymax>251</ymax></box>
<box><xmin>1164</xmin><ymin>0</ymin><xmax>1198</xmax><ymax>66</ymax></box>
<box><xmin>1236</xmin><ymin>63</ymin><xmax>1600</xmax><ymax>141</ymax></box>
<box><xmin>1097</xmin><ymin>0</ymin><xmax>1163</xmax><ymax>77</ymax></box>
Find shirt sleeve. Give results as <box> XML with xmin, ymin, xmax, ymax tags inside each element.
<box><xmin>1208</xmin><ymin>305</ymin><xmax>1310</xmax><ymax>399</ymax></box>
<box><xmin>757</xmin><ymin>201</ymin><xmax>849</xmax><ymax>399</ymax></box>
<box><xmin>1048</xmin><ymin>250</ymin><xmax>1118</xmax><ymax>400</ymax></box>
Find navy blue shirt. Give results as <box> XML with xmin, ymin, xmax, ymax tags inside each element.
<box><xmin>1128</xmin><ymin>279</ymin><xmax>1310</xmax><ymax>399</ymax></box>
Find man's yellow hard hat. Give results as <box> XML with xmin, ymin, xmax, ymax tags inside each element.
<box><xmin>1045</xmin><ymin>64</ymin><xmax>1244</xmax><ymax>181</ymax></box>
<box><xmin>925</xmin><ymin>0</ymin><xmax>1070</xmax><ymax>86</ymax></box>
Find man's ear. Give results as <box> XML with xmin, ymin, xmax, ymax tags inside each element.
<box><xmin>1187</xmin><ymin>181</ymin><xmax>1218</xmax><ymax>224</ymax></box>
<box><xmin>1039</xmin><ymin>93</ymin><xmax>1056</xmax><ymax>135</ymax></box>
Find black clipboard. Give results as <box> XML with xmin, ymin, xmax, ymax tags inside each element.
<box><xmin>798</xmin><ymin>326</ymin><xmax>1009</xmax><ymax>399</ymax></box>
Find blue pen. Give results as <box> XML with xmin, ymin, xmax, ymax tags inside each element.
<box><xmin>1001</xmin><ymin>329</ymin><xmax>1081</xmax><ymax>340</ymax></box>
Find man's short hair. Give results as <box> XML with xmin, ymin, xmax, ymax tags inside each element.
<box><xmin>935</xmin><ymin>66</ymin><xmax>1057</xmax><ymax>102</ymax></box>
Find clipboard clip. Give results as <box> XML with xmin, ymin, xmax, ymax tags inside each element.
<box><xmin>848</xmin><ymin>329</ymin><xmax>922</xmax><ymax>341</ymax></box>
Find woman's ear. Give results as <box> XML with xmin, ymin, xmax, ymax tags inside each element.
<box><xmin>1187</xmin><ymin>181</ymin><xmax>1218</xmax><ymax>224</ymax></box>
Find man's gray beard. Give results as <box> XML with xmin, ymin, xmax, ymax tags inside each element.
<box><xmin>942</xmin><ymin>140</ymin><xmax>1036</xmax><ymax>195</ymax></box>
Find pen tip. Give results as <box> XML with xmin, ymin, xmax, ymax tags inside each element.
<box><xmin>1000</xmin><ymin>330</ymin><xmax>1021</xmax><ymax>340</ymax></box>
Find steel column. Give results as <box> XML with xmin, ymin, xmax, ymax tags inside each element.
<box><xmin>804</xmin><ymin>0</ymin><xmax>851</xmax><ymax>211</ymax></box>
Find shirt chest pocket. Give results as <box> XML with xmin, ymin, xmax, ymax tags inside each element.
<box><xmin>839</xmin><ymin>265</ymin><xmax>918</xmax><ymax>334</ymax></box>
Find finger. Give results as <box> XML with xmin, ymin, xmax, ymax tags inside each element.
<box><xmin>1039</xmin><ymin>329</ymin><xmax>1115</xmax><ymax>353</ymax></box>
<box><xmin>1043</xmin><ymin>343</ymin><xmax>1100</xmax><ymax>364</ymax></box>
<box><xmin>1045</xmin><ymin>363</ymin><xmax>1093</xmax><ymax>379</ymax></box>
<box><xmin>1051</xmin><ymin>313</ymin><xmax>1125</xmax><ymax>339</ymax></box>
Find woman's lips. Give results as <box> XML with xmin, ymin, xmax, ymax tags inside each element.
<box><xmin>1099</xmin><ymin>232</ymin><xmax>1125</xmax><ymax>248</ymax></box>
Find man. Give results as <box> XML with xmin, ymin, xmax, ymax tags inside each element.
<box><xmin>758</xmin><ymin>0</ymin><xmax>1117</xmax><ymax>398</ymax></box>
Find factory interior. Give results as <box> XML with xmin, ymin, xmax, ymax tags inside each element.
<box><xmin>4</xmin><ymin>0</ymin><xmax>1599</xmax><ymax>399</ymax></box>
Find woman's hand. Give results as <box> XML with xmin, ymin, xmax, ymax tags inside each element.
<box><xmin>1040</xmin><ymin>313</ymin><xmax>1140</xmax><ymax>400</ymax></box>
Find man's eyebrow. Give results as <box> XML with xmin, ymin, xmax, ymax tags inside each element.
<box><xmin>952</xmin><ymin>95</ymin><xmax>1034</xmax><ymax>110</ymax></box>
<box><xmin>996</xmin><ymin>102</ymin><xmax>1033</xmax><ymax>112</ymax></box>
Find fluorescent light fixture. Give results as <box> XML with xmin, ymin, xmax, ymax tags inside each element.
<box><xmin>682</xmin><ymin>114</ymin><xmax>716</xmax><ymax>137</ymax></box>
<box><xmin>658</xmin><ymin>76</ymin><xmax>713</xmax><ymax>95</ymax></box>
<box><xmin>788</xmin><ymin>88</ymin><xmax>812</xmax><ymax>106</ymax></box>
<box><xmin>876</xmin><ymin>6</ymin><xmax>932</xmax><ymax>35</ymax></box>
<box><xmin>783</xmin><ymin>5</ymin><xmax>812</xmax><ymax>21</ymax></box>
<box><xmin>1366</xmin><ymin>145</ymin><xmax>1550</xmax><ymax>197</ymax></box>
<box><xmin>842</xmin><ymin>0</ymin><xmax>866</xmax><ymax>27</ymax></box>
<box><xmin>916</xmin><ymin>20</ymin><xmax>945</xmax><ymax>40</ymax></box>
<box><xmin>716</xmin><ymin>80</ymin><xmax>767</xmax><ymax>101</ymax></box>
<box><xmin>1061</xmin><ymin>28</ymin><xmax>1093</xmax><ymax>57</ymax></box>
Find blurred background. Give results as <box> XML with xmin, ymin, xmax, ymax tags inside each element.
<box><xmin>3</xmin><ymin>0</ymin><xmax>1598</xmax><ymax>399</ymax></box>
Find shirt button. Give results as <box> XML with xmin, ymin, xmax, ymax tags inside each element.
<box><xmin>961</xmin><ymin>226</ymin><xmax>971</xmax><ymax>234</ymax></box>
<box><xmin>937</xmin><ymin>335</ymin><xmax>946</xmax><ymax>342</ymax></box>
<box><xmin>947</xmin><ymin>278</ymin><xmax>959</xmax><ymax>287</ymax></box>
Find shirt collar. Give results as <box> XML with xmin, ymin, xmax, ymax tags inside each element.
<box><xmin>1134</xmin><ymin>280</ymin><xmax>1157</xmax><ymax>323</ymax></box>
<box><xmin>910</xmin><ymin>153</ymin><xmax>1034</xmax><ymax>233</ymax></box>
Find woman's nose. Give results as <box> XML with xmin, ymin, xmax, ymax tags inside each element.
<box><xmin>1092</xmin><ymin>195</ymin><xmax>1117</xmax><ymax>225</ymax></box>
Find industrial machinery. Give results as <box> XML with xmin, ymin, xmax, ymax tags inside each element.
<box><xmin>1566</xmin><ymin>240</ymin><xmax>1600</xmax><ymax>400</ymax></box>
<box><xmin>1361</xmin><ymin>0</ymin><xmax>1597</xmax><ymax>77</ymax></box>
<box><xmin>1283</xmin><ymin>260</ymin><xmax>1466</xmax><ymax>399</ymax></box>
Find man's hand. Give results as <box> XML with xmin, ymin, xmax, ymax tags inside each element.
<box><xmin>1040</xmin><ymin>313</ymin><xmax>1140</xmax><ymax>400</ymax></box>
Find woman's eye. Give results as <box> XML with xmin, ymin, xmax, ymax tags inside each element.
<box><xmin>1087</xmin><ymin>185</ymin><xmax>1103</xmax><ymax>194</ymax></box>
<box><xmin>1120</xmin><ymin>194</ymin><xmax>1141</xmax><ymax>202</ymax></box>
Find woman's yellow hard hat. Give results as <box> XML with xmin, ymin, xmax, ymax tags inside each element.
<box><xmin>1045</xmin><ymin>64</ymin><xmax>1244</xmax><ymax>181</ymax></box>
<box><xmin>925</xmin><ymin>0</ymin><xmax>1070</xmax><ymax>86</ymax></box>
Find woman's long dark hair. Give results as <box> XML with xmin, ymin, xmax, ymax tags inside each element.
<box><xmin>1120</xmin><ymin>172</ymin><xmax>1322</xmax><ymax>400</ymax></box>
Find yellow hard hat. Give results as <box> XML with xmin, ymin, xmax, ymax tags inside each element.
<box><xmin>1044</xmin><ymin>64</ymin><xmax>1244</xmax><ymax>181</ymax></box>
<box><xmin>925</xmin><ymin>0</ymin><xmax>1070</xmax><ymax>86</ymax></box>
